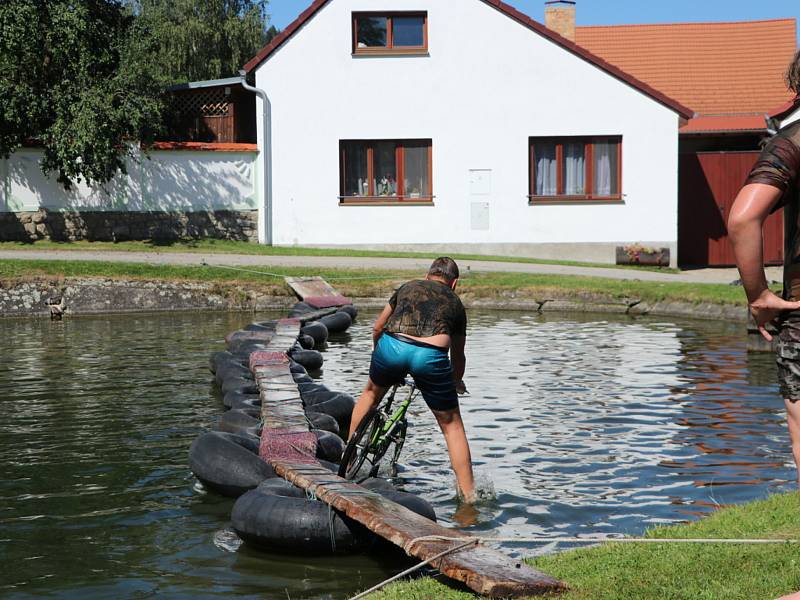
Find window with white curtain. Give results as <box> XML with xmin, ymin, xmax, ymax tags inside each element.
<box><xmin>529</xmin><ymin>137</ymin><xmax>621</xmax><ymax>201</ymax></box>
<box><xmin>339</xmin><ymin>139</ymin><xmax>432</xmax><ymax>203</ymax></box>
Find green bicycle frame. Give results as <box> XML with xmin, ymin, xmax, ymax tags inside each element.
<box><xmin>369</xmin><ymin>384</ymin><xmax>414</xmax><ymax>447</ymax></box>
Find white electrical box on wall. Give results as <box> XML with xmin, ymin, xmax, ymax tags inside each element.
<box><xmin>468</xmin><ymin>169</ymin><xmax>491</xmax><ymax>196</ymax></box>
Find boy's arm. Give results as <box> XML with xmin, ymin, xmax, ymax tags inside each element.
<box><xmin>372</xmin><ymin>304</ymin><xmax>393</xmax><ymax>347</ymax></box>
<box><xmin>450</xmin><ymin>333</ymin><xmax>466</xmax><ymax>393</ymax></box>
<box><xmin>729</xmin><ymin>183</ymin><xmax>800</xmax><ymax>340</ymax></box>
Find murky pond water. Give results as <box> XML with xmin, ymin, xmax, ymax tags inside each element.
<box><xmin>0</xmin><ymin>310</ymin><xmax>793</xmax><ymax>598</ymax></box>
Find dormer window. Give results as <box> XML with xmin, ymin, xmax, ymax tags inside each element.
<box><xmin>352</xmin><ymin>12</ymin><xmax>428</xmax><ymax>55</ymax></box>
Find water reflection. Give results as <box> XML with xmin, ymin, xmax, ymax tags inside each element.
<box><xmin>0</xmin><ymin>310</ymin><xmax>793</xmax><ymax>598</ymax></box>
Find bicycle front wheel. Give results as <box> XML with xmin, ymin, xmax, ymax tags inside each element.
<box><xmin>338</xmin><ymin>408</ymin><xmax>384</xmax><ymax>480</ymax></box>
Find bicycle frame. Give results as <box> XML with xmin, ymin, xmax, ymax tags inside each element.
<box><xmin>369</xmin><ymin>380</ymin><xmax>416</xmax><ymax>452</ymax></box>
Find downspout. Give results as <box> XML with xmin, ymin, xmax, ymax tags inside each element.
<box><xmin>238</xmin><ymin>71</ymin><xmax>272</xmax><ymax>245</ymax></box>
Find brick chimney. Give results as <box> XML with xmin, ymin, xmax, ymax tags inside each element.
<box><xmin>544</xmin><ymin>0</ymin><xmax>576</xmax><ymax>42</ymax></box>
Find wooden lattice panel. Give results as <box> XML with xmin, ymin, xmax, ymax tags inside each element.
<box><xmin>174</xmin><ymin>88</ymin><xmax>230</xmax><ymax>117</ymax></box>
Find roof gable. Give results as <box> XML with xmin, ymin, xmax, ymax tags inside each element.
<box><xmin>576</xmin><ymin>19</ymin><xmax>797</xmax><ymax>116</ymax></box>
<box><xmin>243</xmin><ymin>0</ymin><xmax>693</xmax><ymax>118</ymax></box>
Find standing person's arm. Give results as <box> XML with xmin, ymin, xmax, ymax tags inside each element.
<box><xmin>451</xmin><ymin>333</ymin><xmax>467</xmax><ymax>394</ymax></box>
<box><xmin>729</xmin><ymin>134</ymin><xmax>800</xmax><ymax>340</ymax></box>
<box><xmin>372</xmin><ymin>304</ymin><xmax>393</xmax><ymax>348</ymax></box>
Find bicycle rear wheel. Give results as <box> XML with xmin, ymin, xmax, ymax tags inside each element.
<box><xmin>338</xmin><ymin>408</ymin><xmax>384</xmax><ymax>480</ymax></box>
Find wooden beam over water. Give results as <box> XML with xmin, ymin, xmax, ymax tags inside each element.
<box><xmin>248</xmin><ymin>314</ymin><xmax>566</xmax><ymax>597</ymax></box>
<box><xmin>272</xmin><ymin>461</ymin><xmax>566</xmax><ymax>597</ymax></box>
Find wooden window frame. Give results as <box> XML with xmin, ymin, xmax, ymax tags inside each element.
<box><xmin>528</xmin><ymin>136</ymin><xmax>623</xmax><ymax>204</ymax></box>
<box><xmin>352</xmin><ymin>12</ymin><xmax>428</xmax><ymax>55</ymax></box>
<box><xmin>339</xmin><ymin>139</ymin><xmax>433</xmax><ymax>205</ymax></box>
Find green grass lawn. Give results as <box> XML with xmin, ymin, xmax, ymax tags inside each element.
<box><xmin>368</xmin><ymin>492</ymin><xmax>800</xmax><ymax>600</ymax></box>
<box><xmin>0</xmin><ymin>258</ymin><xmax>748</xmax><ymax>306</ymax></box>
<box><xmin>0</xmin><ymin>239</ymin><xmax>680</xmax><ymax>273</ymax></box>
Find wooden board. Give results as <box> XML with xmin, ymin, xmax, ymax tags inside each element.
<box><xmin>246</xmin><ymin>316</ymin><xmax>565</xmax><ymax>597</ymax></box>
<box><xmin>272</xmin><ymin>461</ymin><xmax>566</xmax><ymax>598</ymax></box>
<box><xmin>285</xmin><ymin>276</ymin><xmax>352</xmax><ymax>309</ymax></box>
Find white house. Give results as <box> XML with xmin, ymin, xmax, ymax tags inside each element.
<box><xmin>244</xmin><ymin>0</ymin><xmax>691</xmax><ymax>264</ymax></box>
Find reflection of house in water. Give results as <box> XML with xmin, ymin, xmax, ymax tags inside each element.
<box><xmin>661</xmin><ymin>327</ymin><xmax>787</xmax><ymax>503</ymax></box>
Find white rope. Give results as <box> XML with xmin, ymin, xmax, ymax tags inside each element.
<box><xmin>405</xmin><ymin>534</ymin><xmax>800</xmax><ymax>546</ymax></box>
<box><xmin>347</xmin><ymin>533</ymin><xmax>800</xmax><ymax>599</ymax></box>
<box><xmin>348</xmin><ymin>538</ymin><xmax>478</xmax><ymax>600</ymax></box>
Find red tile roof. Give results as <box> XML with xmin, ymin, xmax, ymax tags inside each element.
<box><xmin>678</xmin><ymin>114</ymin><xmax>767</xmax><ymax>134</ymax></box>
<box><xmin>243</xmin><ymin>0</ymin><xmax>692</xmax><ymax>118</ymax></box>
<box><xmin>575</xmin><ymin>19</ymin><xmax>797</xmax><ymax>116</ymax></box>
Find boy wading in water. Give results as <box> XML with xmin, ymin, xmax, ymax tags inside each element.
<box><xmin>348</xmin><ymin>257</ymin><xmax>476</xmax><ymax>502</ymax></box>
<box><xmin>729</xmin><ymin>50</ymin><xmax>800</xmax><ymax>486</ymax></box>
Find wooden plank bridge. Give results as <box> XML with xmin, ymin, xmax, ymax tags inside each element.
<box><xmin>238</xmin><ymin>279</ymin><xmax>566</xmax><ymax>597</ymax></box>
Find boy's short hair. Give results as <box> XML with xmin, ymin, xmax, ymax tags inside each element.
<box><xmin>428</xmin><ymin>257</ymin><xmax>459</xmax><ymax>283</ymax></box>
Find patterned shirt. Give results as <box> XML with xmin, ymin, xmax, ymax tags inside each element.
<box><xmin>384</xmin><ymin>280</ymin><xmax>467</xmax><ymax>338</ymax></box>
<box><xmin>745</xmin><ymin>121</ymin><xmax>800</xmax><ymax>299</ymax></box>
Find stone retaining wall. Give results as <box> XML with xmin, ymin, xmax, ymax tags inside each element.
<box><xmin>0</xmin><ymin>209</ymin><xmax>258</xmax><ymax>242</ymax></box>
<box><xmin>0</xmin><ymin>277</ymin><xmax>748</xmax><ymax>324</ymax></box>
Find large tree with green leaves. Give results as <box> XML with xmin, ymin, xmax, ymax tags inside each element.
<box><xmin>0</xmin><ymin>1</ymin><xmax>164</xmax><ymax>188</ymax></box>
<box><xmin>130</xmin><ymin>0</ymin><xmax>272</xmax><ymax>83</ymax></box>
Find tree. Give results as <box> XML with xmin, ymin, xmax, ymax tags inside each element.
<box><xmin>130</xmin><ymin>0</ymin><xmax>272</xmax><ymax>83</ymax></box>
<box><xmin>0</xmin><ymin>1</ymin><xmax>164</xmax><ymax>188</ymax></box>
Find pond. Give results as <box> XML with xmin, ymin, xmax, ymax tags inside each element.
<box><xmin>0</xmin><ymin>309</ymin><xmax>792</xmax><ymax>599</ymax></box>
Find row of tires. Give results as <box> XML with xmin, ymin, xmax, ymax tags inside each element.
<box><xmin>190</xmin><ymin>304</ymin><xmax>437</xmax><ymax>554</ymax></box>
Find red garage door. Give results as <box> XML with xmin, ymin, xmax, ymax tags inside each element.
<box><xmin>679</xmin><ymin>151</ymin><xmax>783</xmax><ymax>267</ymax></box>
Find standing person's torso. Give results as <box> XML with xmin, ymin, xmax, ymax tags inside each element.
<box><xmin>745</xmin><ymin>121</ymin><xmax>800</xmax><ymax>299</ymax></box>
<box><xmin>384</xmin><ymin>280</ymin><xmax>467</xmax><ymax>340</ymax></box>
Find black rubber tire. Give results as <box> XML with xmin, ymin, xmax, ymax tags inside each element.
<box><xmin>231</xmin><ymin>485</ymin><xmax>364</xmax><ymax>554</ymax></box>
<box><xmin>189</xmin><ymin>431</ymin><xmax>274</xmax><ymax>497</ymax></box>
<box><xmin>305</xmin><ymin>411</ymin><xmax>340</xmax><ymax>437</ymax></box>
<box><xmin>228</xmin><ymin>395</ymin><xmax>262</xmax><ymax>411</ymax></box>
<box><xmin>338</xmin><ymin>408</ymin><xmax>381</xmax><ymax>479</ymax></box>
<box><xmin>313</xmin><ymin>429</ymin><xmax>345</xmax><ymax>463</ymax></box>
<box><xmin>337</xmin><ymin>305</ymin><xmax>358</xmax><ymax>321</ymax></box>
<box><xmin>230</xmin><ymin>478</ymin><xmax>435</xmax><ymax>555</ymax></box>
<box><xmin>293</xmin><ymin>372</ymin><xmax>314</xmax><ymax>385</ymax></box>
<box><xmin>319</xmin><ymin>311</ymin><xmax>352</xmax><ymax>334</ymax></box>
<box><xmin>302</xmin><ymin>389</ymin><xmax>348</xmax><ymax>407</ymax></box>
<box><xmin>244</xmin><ymin>322</ymin><xmax>274</xmax><ymax>332</ymax></box>
<box><xmin>215</xmin><ymin>362</ymin><xmax>253</xmax><ymax>386</ymax></box>
<box><xmin>311</xmin><ymin>394</ymin><xmax>355</xmax><ymax>432</ymax></box>
<box><xmin>289</xmin><ymin>361</ymin><xmax>308</xmax><ymax>375</ymax></box>
<box><xmin>216</xmin><ymin>409</ymin><xmax>261</xmax><ymax>437</ymax></box>
<box><xmin>300</xmin><ymin>321</ymin><xmax>328</xmax><ymax>345</ymax></box>
<box><xmin>379</xmin><ymin>490</ymin><xmax>436</xmax><ymax>522</ymax></box>
<box><xmin>289</xmin><ymin>349</ymin><xmax>323</xmax><ymax>371</ymax></box>
<box><xmin>209</xmin><ymin>351</ymin><xmax>233</xmax><ymax>373</ymax></box>
<box><xmin>221</xmin><ymin>376</ymin><xmax>259</xmax><ymax>396</ymax></box>
<box><xmin>298</xmin><ymin>334</ymin><xmax>316</xmax><ymax>350</ymax></box>
<box><xmin>287</xmin><ymin>302</ymin><xmax>316</xmax><ymax>317</ymax></box>
<box><xmin>223</xmin><ymin>390</ymin><xmax>260</xmax><ymax>410</ymax></box>
<box><xmin>360</xmin><ymin>477</ymin><xmax>396</xmax><ymax>492</ymax></box>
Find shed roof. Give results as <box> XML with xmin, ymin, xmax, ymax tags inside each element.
<box><xmin>575</xmin><ymin>19</ymin><xmax>797</xmax><ymax>117</ymax></box>
<box><xmin>243</xmin><ymin>0</ymin><xmax>692</xmax><ymax>118</ymax></box>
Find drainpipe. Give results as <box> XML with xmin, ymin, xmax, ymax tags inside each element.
<box><xmin>238</xmin><ymin>70</ymin><xmax>272</xmax><ymax>245</ymax></box>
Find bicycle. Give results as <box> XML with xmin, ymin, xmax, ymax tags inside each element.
<box><xmin>337</xmin><ymin>379</ymin><xmax>418</xmax><ymax>481</ymax></box>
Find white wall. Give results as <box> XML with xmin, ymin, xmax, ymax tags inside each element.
<box><xmin>255</xmin><ymin>0</ymin><xmax>680</xmax><ymax>254</ymax></box>
<box><xmin>0</xmin><ymin>147</ymin><xmax>258</xmax><ymax>212</ymax></box>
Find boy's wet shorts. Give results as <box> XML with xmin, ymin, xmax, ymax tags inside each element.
<box><xmin>776</xmin><ymin>319</ymin><xmax>800</xmax><ymax>401</ymax></box>
<box><xmin>369</xmin><ymin>332</ymin><xmax>459</xmax><ymax>412</ymax></box>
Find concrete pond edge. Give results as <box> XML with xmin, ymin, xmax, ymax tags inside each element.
<box><xmin>0</xmin><ymin>276</ymin><xmax>748</xmax><ymax>323</ymax></box>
